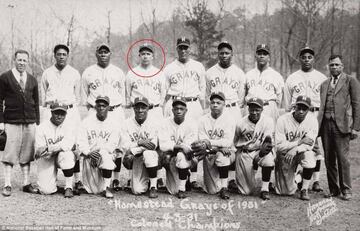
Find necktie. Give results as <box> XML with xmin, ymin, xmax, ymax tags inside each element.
<box><xmin>19</xmin><ymin>73</ymin><xmax>25</xmax><ymax>91</ymax></box>
<box><xmin>333</xmin><ymin>76</ymin><xmax>338</xmax><ymax>85</ymax></box>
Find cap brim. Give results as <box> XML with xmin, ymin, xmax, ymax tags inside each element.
<box><xmin>97</xmin><ymin>46</ymin><xmax>110</xmax><ymax>51</ymax></box>
<box><xmin>51</xmin><ymin>108</ymin><xmax>67</xmax><ymax>112</ymax></box>
<box><xmin>218</xmin><ymin>43</ymin><xmax>232</xmax><ymax>50</ymax></box>
<box><xmin>95</xmin><ymin>99</ymin><xmax>110</xmax><ymax>105</ymax></box>
<box><xmin>177</xmin><ymin>43</ymin><xmax>190</xmax><ymax>47</ymax></box>
<box><xmin>247</xmin><ymin>102</ymin><xmax>262</xmax><ymax>108</ymax></box>
<box><xmin>296</xmin><ymin>102</ymin><xmax>310</xmax><ymax>108</ymax></box>
<box><xmin>256</xmin><ymin>48</ymin><xmax>270</xmax><ymax>53</ymax></box>
<box><xmin>210</xmin><ymin>95</ymin><xmax>225</xmax><ymax>101</ymax></box>
<box><xmin>172</xmin><ymin>100</ymin><xmax>186</xmax><ymax>107</ymax></box>
<box><xmin>299</xmin><ymin>49</ymin><xmax>315</xmax><ymax>56</ymax></box>
<box><xmin>139</xmin><ymin>47</ymin><xmax>153</xmax><ymax>53</ymax></box>
<box><xmin>134</xmin><ymin>102</ymin><xmax>149</xmax><ymax>107</ymax></box>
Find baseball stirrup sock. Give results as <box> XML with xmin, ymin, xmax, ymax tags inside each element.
<box><xmin>65</xmin><ymin>177</ymin><xmax>73</xmax><ymax>189</ymax></box>
<box><xmin>302</xmin><ymin>168</ymin><xmax>314</xmax><ymax>180</ymax></box>
<box><xmin>150</xmin><ymin>178</ymin><xmax>158</xmax><ymax>189</ymax></box>
<box><xmin>221</xmin><ymin>178</ymin><xmax>228</xmax><ymax>189</ymax></box>
<box><xmin>262</xmin><ymin>166</ymin><xmax>273</xmax><ymax>182</ymax></box>
<box><xmin>114</xmin><ymin>158</ymin><xmax>122</xmax><ymax>172</ymax></box>
<box><xmin>3</xmin><ymin>165</ymin><xmax>12</xmax><ymax>186</ymax></box>
<box><xmin>62</xmin><ymin>168</ymin><xmax>74</xmax><ymax>177</ymax></box>
<box><xmin>218</xmin><ymin>166</ymin><xmax>229</xmax><ymax>179</ymax></box>
<box><xmin>261</xmin><ymin>181</ymin><xmax>270</xmax><ymax>192</ymax></box>
<box><xmin>104</xmin><ymin>178</ymin><xmax>111</xmax><ymax>189</ymax></box>
<box><xmin>179</xmin><ymin>180</ymin><xmax>186</xmax><ymax>191</ymax></box>
<box><xmin>74</xmin><ymin>160</ymin><xmax>80</xmax><ymax>173</ymax></box>
<box><xmin>102</xmin><ymin>169</ymin><xmax>112</xmax><ymax>178</ymax></box>
<box><xmin>178</xmin><ymin>168</ymin><xmax>188</xmax><ymax>180</ymax></box>
<box><xmin>20</xmin><ymin>164</ymin><xmax>30</xmax><ymax>186</ymax></box>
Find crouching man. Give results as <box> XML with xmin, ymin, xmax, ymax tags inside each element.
<box><xmin>233</xmin><ymin>98</ymin><xmax>275</xmax><ymax>200</ymax></box>
<box><xmin>35</xmin><ymin>103</ymin><xmax>76</xmax><ymax>198</ymax></box>
<box><xmin>275</xmin><ymin>96</ymin><xmax>318</xmax><ymax>200</ymax></box>
<box><xmin>122</xmin><ymin>97</ymin><xmax>160</xmax><ymax>198</ymax></box>
<box><xmin>77</xmin><ymin>96</ymin><xmax>119</xmax><ymax>198</ymax></box>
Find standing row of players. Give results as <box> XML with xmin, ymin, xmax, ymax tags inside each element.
<box><xmin>0</xmin><ymin>37</ymin><xmax>355</xmax><ymax>201</ymax></box>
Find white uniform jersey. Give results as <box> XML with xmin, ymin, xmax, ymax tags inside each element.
<box><xmin>159</xmin><ymin>117</ymin><xmax>198</xmax><ymax>152</ymax></box>
<box><xmin>198</xmin><ymin>112</ymin><xmax>236</xmax><ymax>148</ymax></box>
<box><xmin>35</xmin><ymin>120</ymin><xmax>75</xmax><ymax>152</ymax></box>
<box><xmin>81</xmin><ymin>63</ymin><xmax>126</xmax><ymax>106</ymax></box>
<box><xmin>275</xmin><ymin>112</ymin><xmax>318</xmax><ymax>155</ymax></box>
<box><xmin>77</xmin><ymin>114</ymin><xmax>120</xmax><ymax>155</ymax></box>
<box><xmin>234</xmin><ymin>114</ymin><xmax>274</xmax><ymax>148</ymax></box>
<box><xmin>284</xmin><ymin>69</ymin><xmax>327</xmax><ymax>111</ymax></box>
<box><xmin>245</xmin><ymin>67</ymin><xmax>284</xmax><ymax>104</ymax></box>
<box><xmin>41</xmin><ymin>65</ymin><xmax>81</xmax><ymax>106</ymax></box>
<box><xmin>125</xmin><ymin>65</ymin><xmax>166</xmax><ymax>106</ymax></box>
<box><xmin>163</xmin><ymin>59</ymin><xmax>206</xmax><ymax>100</ymax></box>
<box><xmin>206</xmin><ymin>63</ymin><xmax>246</xmax><ymax>106</ymax></box>
<box><xmin>123</xmin><ymin>117</ymin><xmax>158</xmax><ymax>149</ymax></box>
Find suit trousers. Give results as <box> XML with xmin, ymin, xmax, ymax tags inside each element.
<box><xmin>321</xmin><ymin>117</ymin><xmax>351</xmax><ymax>194</ymax></box>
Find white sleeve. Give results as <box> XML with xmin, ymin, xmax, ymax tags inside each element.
<box><xmin>81</xmin><ymin>70</ymin><xmax>89</xmax><ymax>106</ymax></box>
<box><xmin>40</xmin><ymin>72</ymin><xmax>48</xmax><ymax>107</ymax></box>
<box><xmin>74</xmin><ymin>70</ymin><xmax>82</xmax><ymax>106</ymax></box>
<box><xmin>158</xmin><ymin>123</ymin><xmax>173</xmax><ymax>152</ymax></box>
<box><xmin>125</xmin><ymin>73</ymin><xmax>132</xmax><ymax>106</ymax></box>
<box><xmin>77</xmin><ymin>121</ymin><xmax>90</xmax><ymax>155</ymax></box>
<box><xmin>59</xmin><ymin>128</ymin><xmax>76</xmax><ymax>152</ymax></box>
<box><xmin>237</xmin><ymin>69</ymin><xmax>246</xmax><ymax>108</ymax></box>
<box><xmin>198</xmin><ymin>65</ymin><xmax>206</xmax><ymax>101</ymax></box>
<box><xmin>275</xmin><ymin>117</ymin><xmax>298</xmax><ymax>154</ymax></box>
<box><xmin>276</xmin><ymin>74</ymin><xmax>285</xmax><ymax>105</ymax></box>
<box><xmin>35</xmin><ymin>125</ymin><xmax>47</xmax><ymax>154</ymax></box>
<box><xmin>183</xmin><ymin>121</ymin><xmax>198</xmax><ymax>146</ymax></box>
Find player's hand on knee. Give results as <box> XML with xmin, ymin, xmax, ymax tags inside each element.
<box><xmin>284</xmin><ymin>152</ymin><xmax>295</xmax><ymax>164</ymax></box>
<box><xmin>138</xmin><ymin>139</ymin><xmax>156</xmax><ymax>150</ymax></box>
<box><xmin>89</xmin><ymin>150</ymin><xmax>101</xmax><ymax>168</ymax></box>
<box><xmin>220</xmin><ymin>148</ymin><xmax>231</xmax><ymax>157</ymax></box>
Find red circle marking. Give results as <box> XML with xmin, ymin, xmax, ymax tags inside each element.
<box><xmin>126</xmin><ymin>38</ymin><xmax>166</xmax><ymax>78</ymax></box>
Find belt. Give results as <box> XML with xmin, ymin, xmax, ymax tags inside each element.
<box><xmin>149</xmin><ymin>104</ymin><xmax>160</xmax><ymax>109</ymax></box>
<box><xmin>47</xmin><ymin>104</ymin><xmax>73</xmax><ymax>109</ymax></box>
<box><xmin>226</xmin><ymin>102</ymin><xmax>237</xmax><ymax>108</ymax></box>
<box><xmin>309</xmin><ymin>107</ymin><xmax>320</xmax><ymax>112</ymax></box>
<box><xmin>171</xmin><ymin>96</ymin><xmax>198</xmax><ymax>102</ymax></box>
<box><xmin>109</xmin><ymin>104</ymin><xmax>122</xmax><ymax>111</ymax></box>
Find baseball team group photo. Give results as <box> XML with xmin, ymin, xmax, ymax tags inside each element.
<box><xmin>0</xmin><ymin>0</ymin><xmax>360</xmax><ymax>230</ymax></box>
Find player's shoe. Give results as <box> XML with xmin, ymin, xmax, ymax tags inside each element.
<box><xmin>260</xmin><ymin>191</ymin><xmax>270</xmax><ymax>200</ymax></box>
<box><xmin>342</xmin><ymin>193</ymin><xmax>352</xmax><ymax>201</ymax></box>
<box><xmin>149</xmin><ymin>187</ymin><xmax>158</xmax><ymax>198</ymax></box>
<box><xmin>23</xmin><ymin>184</ymin><xmax>39</xmax><ymax>194</ymax></box>
<box><xmin>228</xmin><ymin>179</ymin><xmax>238</xmax><ymax>192</ymax></box>
<box><xmin>2</xmin><ymin>186</ymin><xmax>11</xmax><ymax>197</ymax></box>
<box><xmin>177</xmin><ymin>190</ymin><xmax>187</xmax><ymax>199</ymax></box>
<box><xmin>268</xmin><ymin>182</ymin><xmax>276</xmax><ymax>194</ymax></box>
<box><xmin>185</xmin><ymin>179</ymin><xmax>192</xmax><ymax>191</ymax></box>
<box><xmin>300</xmin><ymin>189</ymin><xmax>310</xmax><ymax>201</ymax></box>
<box><xmin>102</xmin><ymin>187</ymin><xmax>114</xmax><ymax>199</ymax></box>
<box><xmin>64</xmin><ymin>188</ymin><xmax>74</xmax><ymax>198</ymax></box>
<box><xmin>112</xmin><ymin>179</ymin><xmax>122</xmax><ymax>192</ymax></box>
<box><xmin>219</xmin><ymin>187</ymin><xmax>230</xmax><ymax>200</ymax></box>
<box><xmin>191</xmin><ymin>181</ymin><xmax>201</xmax><ymax>190</ymax></box>
<box><xmin>311</xmin><ymin>181</ymin><xmax>323</xmax><ymax>192</ymax></box>
<box><xmin>157</xmin><ymin>178</ymin><xmax>166</xmax><ymax>190</ymax></box>
<box><xmin>73</xmin><ymin>181</ymin><xmax>86</xmax><ymax>195</ymax></box>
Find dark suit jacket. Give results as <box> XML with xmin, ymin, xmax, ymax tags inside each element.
<box><xmin>318</xmin><ymin>73</ymin><xmax>360</xmax><ymax>134</ymax></box>
<box><xmin>0</xmin><ymin>70</ymin><xmax>40</xmax><ymax>125</ymax></box>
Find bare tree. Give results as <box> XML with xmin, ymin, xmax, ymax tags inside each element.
<box><xmin>106</xmin><ymin>10</ymin><xmax>112</xmax><ymax>45</ymax></box>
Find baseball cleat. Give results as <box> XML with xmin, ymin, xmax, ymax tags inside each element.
<box><xmin>260</xmin><ymin>191</ymin><xmax>270</xmax><ymax>200</ymax></box>
<box><xmin>73</xmin><ymin>181</ymin><xmax>86</xmax><ymax>195</ymax></box>
<box><xmin>102</xmin><ymin>187</ymin><xmax>114</xmax><ymax>199</ymax></box>
<box><xmin>64</xmin><ymin>188</ymin><xmax>74</xmax><ymax>198</ymax></box>
<box><xmin>112</xmin><ymin>179</ymin><xmax>122</xmax><ymax>192</ymax></box>
<box><xmin>2</xmin><ymin>186</ymin><xmax>11</xmax><ymax>197</ymax></box>
<box><xmin>219</xmin><ymin>187</ymin><xmax>230</xmax><ymax>200</ymax></box>
<box><xmin>228</xmin><ymin>179</ymin><xmax>238</xmax><ymax>192</ymax></box>
<box><xmin>149</xmin><ymin>187</ymin><xmax>158</xmax><ymax>198</ymax></box>
<box><xmin>300</xmin><ymin>189</ymin><xmax>310</xmax><ymax>201</ymax></box>
<box><xmin>268</xmin><ymin>182</ymin><xmax>276</xmax><ymax>194</ymax></box>
<box><xmin>312</xmin><ymin>181</ymin><xmax>323</xmax><ymax>192</ymax></box>
<box><xmin>190</xmin><ymin>181</ymin><xmax>201</xmax><ymax>190</ymax></box>
<box><xmin>177</xmin><ymin>190</ymin><xmax>187</xmax><ymax>199</ymax></box>
<box><xmin>342</xmin><ymin>193</ymin><xmax>352</xmax><ymax>201</ymax></box>
<box><xmin>23</xmin><ymin>184</ymin><xmax>39</xmax><ymax>194</ymax></box>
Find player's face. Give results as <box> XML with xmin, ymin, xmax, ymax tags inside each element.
<box><xmin>218</xmin><ymin>47</ymin><xmax>232</xmax><ymax>66</ymax></box>
<box><xmin>139</xmin><ymin>50</ymin><xmax>153</xmax><ymax>66</ymax></box>
<box><xmin>177</xmin><ymin>45</ymin><xmax>190</xmax><ymax>63</ymax></box>
<box><xmin>95</xmin><ymin>101</ymin><xmax>110</xmax><ymax>121</ymax></box>
<box><xmin>54</xmin><ymin>48</ymin><xmax>68</xmax><ymax>69</ymax></box>
<box><xmin>255</xmin><ymin>50</ymin><xmax>270</xmax><ymax>66</ymax></box>
<box><xmin>14</xmin><ymin>53</ymin><xmax>29</xmax><ymax>74</ymax></box>
<box><xmin>248</xmin><ymin>105</ymin><xmax>263</xmax><ymax>123</ymax></box>
<box><xmin>134</xmin><ymin>103</ymin><xmax>149</xmax><ymax>121</ymax></box>
<box><xmin>50</xmin><ymin>110</ymin><xmax>66</xmax><ymax>126</ymax></box>
<box><xmin>328</xmin><ymin>57</ymin><xmax>343</xmax><ymax>77</ymax></box>
<box><xmin>210</xmin><ymin>98</ymin><xmax>225</xmax><ymax>115</ymax></box>
<box><xmin>299</xmin><ymin>52</ymin><xmax>314</xmax><ymax>72</ymax></box>
<box><xmin>96</xmin><ymin>49</ymin><xmax>111</xmax><ymax>68</ymax></box>
<box><xmin>293</xmin><ymin>104</ymin><xmax>309</xmax><ymax>123</ymax></box>
<box><xmin>172</xmin><ymin>104</ymin><xmax>187</xmax><ymax>120</ymax></box>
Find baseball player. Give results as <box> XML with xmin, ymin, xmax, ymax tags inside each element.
<box><xmin>194</xmin><ymin>92</ymin><xmax>236</xmax><ymax>199</ymax></box>
<box><xmin>35</xmin><ymin>103</ymin><xmax>76</xmax><ymax>198</ymax></box>
<box><xmin>81</xmin><ymin>43</ymin><xmax>126</xmax><ymax>190</ymax></box>
<box><xmin>77</xmin><ymin>96</ymin><xmax>120</xmax><ymax>198</ymax></box>
<box><xmin>275</xmin><ymin>96</ymin><xmax>318</xmax><ymax>200</ymax></box>
<box><xmin>233</xmin><ymin>98</ymin><xmax>275</xmax><ymax>200</ymax></box>
<box><xmin>122</xmin><ymin>97</ymin><xmax>160</xmax><ymax>198</ymax></box>
<box><xmin>125</xmin><ymin>43</ymin><xmax>166</xmax><ymax>124</ymax></box>
<box><xmin>284</xmin><ymin>47</ymin><xmax>327</xmax><ymax>192</ymax></box>
<box><xmin>159</xmin><ymin>97</ymin><xmax>198</xmax><ymax>198</ymax></box>
<box><xmin>41</xmin><ymin>44</ymin><xmax>83</xmax><ymax>194</ymax></box>
<box><xmin>206</xmin><ymin>41</ymin><xmax>246</xmax><ymax>121</ymax></box>
<box><xmin>245</xmin><ymin>44</ymin><xmax>284</xmax><ymax>123</ymax></box>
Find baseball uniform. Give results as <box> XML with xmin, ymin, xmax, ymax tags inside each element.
<box><xmin>159</xmin><ymin>117</ymin><xmax>198</xmax><ymax>195</ymax></box>
<box><xmin>163</xmin><ymin>59</ymin><xmax>206</xmax><ymax>121</ymax></box>
<box><xmin>233</xmin><ymin>114</ymin><xmax>275</xmax><ymax>195</ymax></box>
<box><xmin>206</xmin><ymin>63</ymin><xmax>246</xmax><ymax>122</ymax></box>
<box><xmin>245</xmin><ymin>67</ymin><xmax>284</xmax><ymax>122</ymax></box>
<box><xmin>274</xmin><ymin>112</ymin><xmax>318</xmax><ymax>195</ymax></box>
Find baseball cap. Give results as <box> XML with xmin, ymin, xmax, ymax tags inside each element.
<box><xmin>210</xmin><ymin>92</ymin><xmax>225</xmax><ymax>101</ymax></box>
<box><xmin>133</xmin><ymin>97</ymin><xmax>149</xmax><ymax>107</ymax></box>
<box><xmin>50</xmin><ymin>102</ymin><xmax>68</xmax><ymax>112</ymax></box>
<box><xmin>247</xmin><ymin>97</ymin><xmax>264</xmax><ymax>108</ymax></box>
<box><xmin>172</xmin><ymin>96</ymin><xmax>187</xmax><ymax>107</ymax></box>
<box><xmin>256</xmin><ymin>44</ymin><xmax>270</xmax><ymax>54</ymax></box>
<box><xmin>95</xmin><ymin>95</ymin><xmax>110</xmax><ymax>105</ymax></box>
<box><xmin>139</xmin><ymin>43</ymin><xmax>154</xmax><ymax>53</ymax></box>
<box><xmin>176</xmin><ymin>37</ymin><xmax>190</xmax><ymax>47</ymax></box>
<box><xmin>218</xmin><ymin>41</ymin><xmax>232</xmax><ymax>51</ymax></box>
<box><xmin>299</xmin><ymin>46</ymin><xmax>315</xmax><ymax>56</ymax></box>
<box><xmin>96</xmin><ymin>43</ymin><xmax>110</xmax><ymax>52</ymax></box>
<box><xmin>53</xmin><ymin>44</ymin><xmax>69</xmax><ymax>54</ymax></box>
<box><xmin>295</xmin><ymin>95</ymin><xmax>311</xmax><ymax>108</ymax></box>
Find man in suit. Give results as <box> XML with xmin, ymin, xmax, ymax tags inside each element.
<box><xmin>318</xmin><ymin>54</ymin><xmax>360</xmax><ymax>201</ymax></box>
<box><xmin>0</xmin><ymin>50</ymin><xmax>40</xmax><ymax>196</ymax></box>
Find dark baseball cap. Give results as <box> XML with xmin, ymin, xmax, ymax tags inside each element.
<box><xmin>134</xmin><ymin>97</ymin><xmax>149</xmax><ymax>107</ymax></box>
<box><xmin>50</xmin><ymin>102</ymin><xmax>68</xmax><ymax>112</ymax></box>
<box><xmin>95</xmin><ymin>95</ymin><xmax>110</xmax><ymax>105</ymax></box>
<box><xmin>96</xmin><ymin>43</ymin><xmax>110</xmax><ymax>52</ymax></box>
<box><xmin>295</xmin><ymin>95</ymin><xmax>311</xmax><ymax>108</ymax></box>
<box><xmin>139</xmin><ymin>43</ymin><xmax>154</xmax><ymax>53</ymax></box>
<box><xmin>172</xmin><ymin>96</ymin><xmax>187</xmax><ymax>107</ymax></box>
<box><xmin>247</xmin><ymin>97</ymin><xmax>264</xmax><ymax>108</ymax></box>
<box><xmin>299</xmin><ymin>46</ymin><xmax>315</xmax><ymax>56</ymax></box>
<box><xmin>256</xmin><ymin>44</ymin><xmax>270</xmax><ymax>54</ymax></box>
<box><xmin>210</xmin><ymin>92</ymin><xmax>225</xmax><ymax>101</ymax></box>
<box><xmin>53</xmin><ymin>44</ymin><xmax>69</xmax><ymax>54</ymax></box>
<box><xmin>218</xmin><ymin>41</ymin><xmax>232</xmax><ymax>51</ymax></box>
<box><xmin>176</xmin><ymin>37</ymin><xmax>190</xmax><ymax>47</ymax></box>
